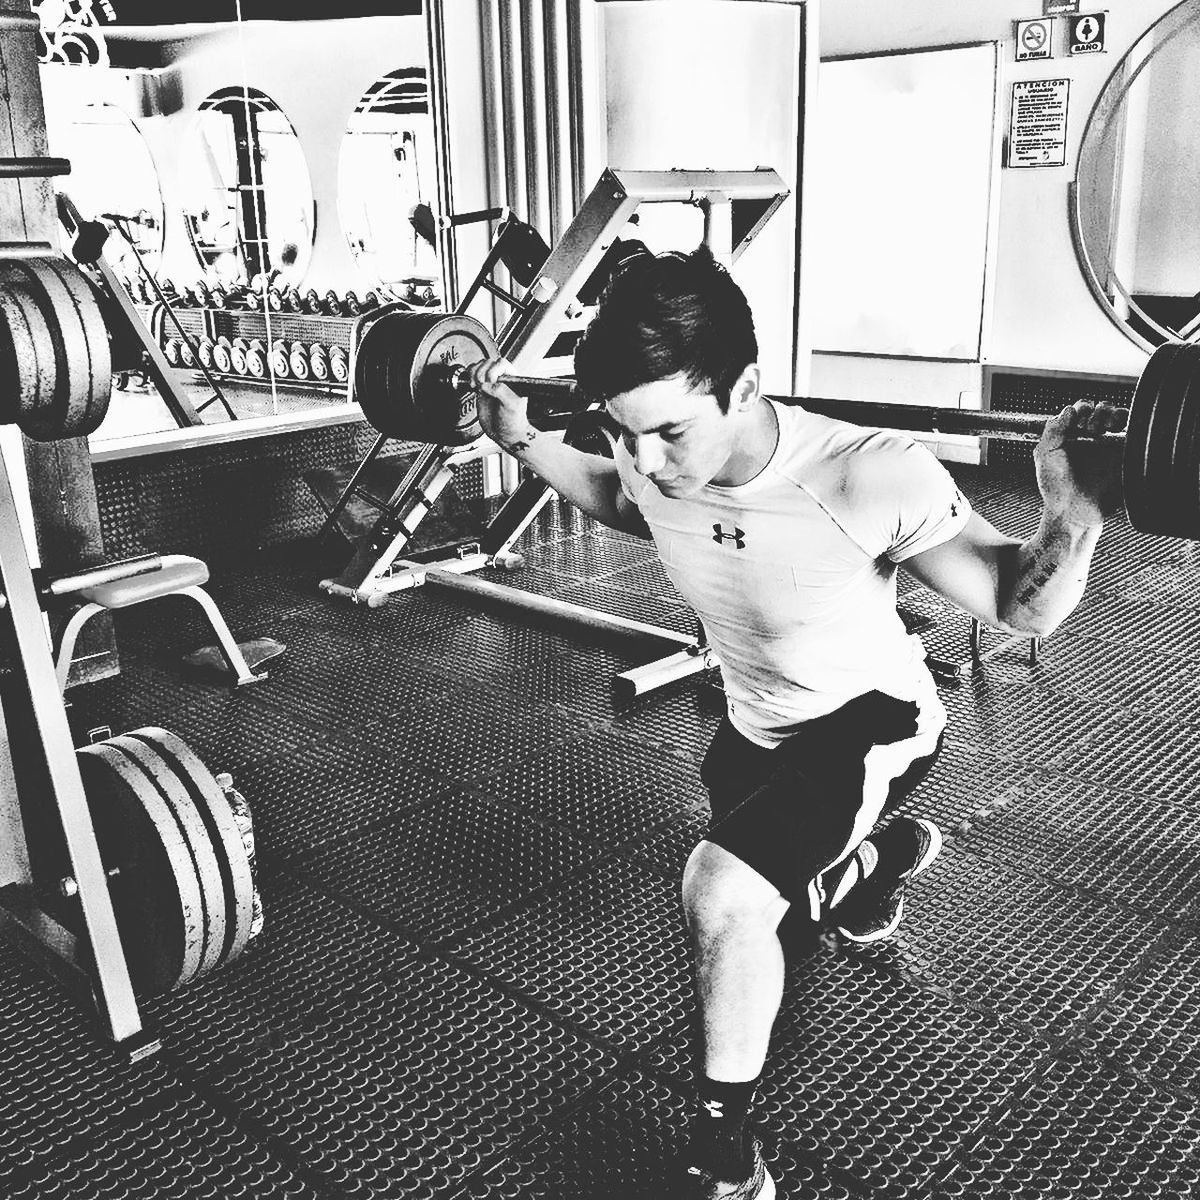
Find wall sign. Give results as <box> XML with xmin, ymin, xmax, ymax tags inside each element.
<box><xmin>1068</xmin><ymin>13</ymin><xmax>1106</xmax><ymax>55</ymax></box>
<box><xmin>1015</xmin><ymin>18</ymin><xmax>1054</xmax><ymax>61</ymax></box>
<box><xmin>1044</xmin><ymin>0</ymin><xmax>1079</xmax><ymax>14</ymax></box>
<box><xmin>1008</xmin><ymin>78</ymin><xmax>1070</xmax><ymax>167</ymax></box>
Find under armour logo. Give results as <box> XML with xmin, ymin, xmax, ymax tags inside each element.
<box><xmin>950</xmin><ymin>503</ymin><xmax>958</xmax><ymax>518</ymax></box>
<box><xmin>712</xmin><ymin>523</ymin><xmax>746</xmax><ymax>549</ymax></box>
<box><xmin>703</xmin><ymin>1100</ymin><xmax>725</xmax><ymax>1118</ymax></box>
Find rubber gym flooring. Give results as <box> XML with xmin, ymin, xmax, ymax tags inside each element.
<box><xmin>4</xmin><ymin>462</ymin><xmax>1200</xmax><ymax>1199</ymax></box>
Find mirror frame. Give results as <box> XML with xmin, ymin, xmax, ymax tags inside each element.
<box><xmin>181</xmin><ymin>84</ymin><xmax>315</xmax><ymax>286</ymax></box>
<box><xmin>1069</xmin><ymin>0</ymin><xmax>1200</xmax><ymax>350</ymax></box>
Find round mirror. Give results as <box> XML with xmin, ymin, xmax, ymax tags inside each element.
<box><xmin>337</xmin><ymin>68</ymin><xmax>442</xmax><ymax>305</ymax></box>
<box><xmin>47</xmin><ymin>101</ymin><xmax>165</xmax><ymax>277</ymax></box>
<box><xmin>180</xmin><ymin>87</ymin><xmax>314</xmax><ymax>287</ymax></box>
<box><xmin>1073</xmin><ymin>0</ymin><xmax>1200</xmax><ymax>347</ymax></box>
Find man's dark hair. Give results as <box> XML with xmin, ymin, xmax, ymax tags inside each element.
<box><xmin>573</xmin><ymin>245</ymin><xmax>757</xmax><ymax>414</ymax></box>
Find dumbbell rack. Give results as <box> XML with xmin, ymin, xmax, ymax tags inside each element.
<box><xmin>155</xmin><ymin>307</ymin><xmax>355</xmax><ymax>397</ymax></box>
<box><xmin>321</xmin><ymin>167</ymin><xmax>790</xmax><ymax>696</ymax></box>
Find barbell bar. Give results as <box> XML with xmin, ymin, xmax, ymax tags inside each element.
<box><xmin>352</xmin><ymin>309</ymin><xmax>1200</xmax><ymax>540</ymax></box>
<box><xmin>442</xmin><ymin>365</ymin><xmax>1124</xmax><ymax>445</ymax></box>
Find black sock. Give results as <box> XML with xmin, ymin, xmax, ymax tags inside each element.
<box><xmin>689</xmin><ymin>1075</ymin><xmax>760</xmax><ymax>1179</ymax></box>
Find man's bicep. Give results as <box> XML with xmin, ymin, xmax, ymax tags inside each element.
<box><xmin>901</xmin><ymin>512</ymin><xmax>1020</xmax><ymax>627</ymax></box>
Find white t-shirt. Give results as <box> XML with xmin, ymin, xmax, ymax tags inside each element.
<box><xmin>615</xmin><ymin>399</ymin><xmax>972</xmax><ymax>746</ymax></box>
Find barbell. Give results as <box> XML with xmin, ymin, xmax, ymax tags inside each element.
<box><xmin>354</xmin><ymin>310</ymin><xmax>1200</xmax><ymax>540</ymax></box>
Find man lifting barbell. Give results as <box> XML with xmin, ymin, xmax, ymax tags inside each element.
<box><xmin>465</xmin><ymin>247</ymin><xmax>1124</xmax><ymax>1200</ymax></box>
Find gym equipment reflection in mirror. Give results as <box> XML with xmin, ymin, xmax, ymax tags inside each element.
<box><xmin>1072</xmin><ymin>0</ymin><xmax>1200</xmax><ymax>348</ymax></box>
<box><xmin>180</xmin><ymin>86</ymin><xmax>314</xmax><ymax>288</ymax></box>
<box><xmin>338</xmin><ymin>67</ymin><xmax>441</xmax><ymax>307</ymax></box>
<box><xmin>42</xmin><ymin>95</ymin><xmax>164</xmax><ymax>277</ymax></box>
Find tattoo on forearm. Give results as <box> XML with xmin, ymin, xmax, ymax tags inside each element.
<box><xmin>1013</xmin><ymin>551</ymin><xmax>1061</xmax><ymax>608</ymax></box>
<box><xmin>503</xmin><ymin>429</ymin><xmax>537</xmax><ymax>456</ymax></box>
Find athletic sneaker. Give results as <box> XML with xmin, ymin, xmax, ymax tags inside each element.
<box><xmin>685</xmin><ymin>1136</ymin><xmax>776</xmax><ymax>1199</ymax></box>
<box><xmin>834</xmin><ymin>817</ymin><xmax>942</xmax><ymax>943</ymax></box>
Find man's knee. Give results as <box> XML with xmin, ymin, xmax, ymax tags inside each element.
<box><xmin>682</xmin><ymin>841</ymin><xmax>788</xmax><ymax>937</ymax></box>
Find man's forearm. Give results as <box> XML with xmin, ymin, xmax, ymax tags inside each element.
<box><xmin>999</xmin><ymin>509</ymin><xmax>1102</xmax><ymax>636</ymax></box>
<box><xmin>493</xmin><ymin>423</ymin><xmax>634</xmax><ymax>531</ymax></box>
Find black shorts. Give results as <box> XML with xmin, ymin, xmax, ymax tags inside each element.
<box><xmin>699</xmin><ymin>690</ymin><xmax>944</xmax><ymax>915</ymax></box>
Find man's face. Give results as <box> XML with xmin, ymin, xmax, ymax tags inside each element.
<box><xmin>605</xmin><ymin>374</ymin><xmax>737</xmax><ymax>497</ymax></box>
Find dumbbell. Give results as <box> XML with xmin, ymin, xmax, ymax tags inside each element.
<box><xmin>212</xmin><ymin>336</ymin><xmax>233</xmax><ymax>373</ymax></box>
<box><xmin>245</xmin><ymin>338</ymin><xmax>267</xmax><ymax>377</ymax></box>
<box><xmin>230</xmin><ymin>337</ymin><xmax>249</xmax><ymax>375</ymax></box>
<box><xmin>309</xmin><ymin>343</ymin><xmax>330</xmax><ymax>381</ymax></box>
<box><xmin>178</xmin><ymin>338</ymin><xmax>196</xmax><ymax>368</ymax></box>
<box><xmin>161</xmin><ymin>336</ymin><xmax>180</xmax><ymax>367</ymax></box>
<box><xmin>287</xmin><ymin>341</ymin><xmax>311</xmax><ymax>381</ymax></box>
<box><xmin>268</xmin><ymin>288</ymin><xmax>286</xmax><ymax>313</ymax></box>
<box><xmin>322</xmin><ymin>290</ymin><xmax>344</xmax><ymax>316</ymax></box>
<box><xmin>329</xmin><ymin>345</ymin><xmax>349</xmax><ymax>383</ymax></box>
<box><xmin>303</xmin><ymin>288</ymin><xmax>323</xmax><ymax>315</ymax></box>
<box><xmin>196</xmin><ymin>337</ymin><xmax>216</xmax><ymax>370</ymax></box>
<box><xmin>343</xmin><ymin>291</ymin><xmax>361</xmax><ymax>316</ymax></box>
<box><xmin>270</xmin><ymin>339</ymin><xmax>291</xmax><ymax>378</ymax></box>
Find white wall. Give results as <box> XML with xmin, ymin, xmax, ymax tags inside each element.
<box><xmin>813</xmin><ymin>0</ymin><xmax>1183</xmax><ymax>410</ymax></box>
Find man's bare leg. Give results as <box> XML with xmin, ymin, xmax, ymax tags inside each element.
<box><xmin>681</xmin><ymin>840</ymin><xmax>790</xmax><ymax>1191</ymax></box>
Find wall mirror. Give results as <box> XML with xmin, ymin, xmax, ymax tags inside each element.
<box><xmin>181</xmin><ymin>86</ymin><xmax>314</xmax><ymax>287</ymax></box>
<box><xmin>1072</xmin><ymin>0</ymin><xmax>1200</xmax><ymax>348</ymax></box>
<box><xmin>35</xmin><ymin>9</ymin><xmax>436</xmax><ymax>453</ymax></box>
<box><xmin>44</xmin><ymin>96</ymin><xmax>165</xmax><ymax>278</ymax></box>
<box><xmin>338</xmin><ymin>68</ymin><xmax>441</xmax><ymax>306</ymax></box>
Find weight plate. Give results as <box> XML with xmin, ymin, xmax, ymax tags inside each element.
<box><xmin>353</xmin><ymin>307</ymin><xmax>406</xmax><ymax>436</ymax></box>
<box><xmin>19</xmin><ymin>256</ymin><xmax>112</xmax><ymax>440</ymax></box>
<box><xmin>1162</xmin><ymin>344</ymin><xmax>1200</xmax><ymax>539</ymax></box>
<box><xmin>408</xmin><ymin>313</ymin><xmax>497</xmax><ymax>444</ymax></box>
<box><xmin>127</xmin><ymin>728</ymin><xmax>255</xmax><ymax>967</ymax></box>
<box><xmin>0</xmin><ymin>275</ymin><xmax>57</xmax><ymax>426</ymax></box>
<box><xmin>76</xmin><ymin>742</ymin><xmax>206</xmax><ymax>994</ymax></box>
<box><xmin>1124</xmin><ymin>342</ymin><xmax>1183</xmax><ymax>536</ymax></box>
<box><xmin>108</xmin><ymin>735</ymin><xmax>229</xmax><ymax>979</ymax></box>
<box><xmin>354</xmin><ymin>311</ymin><xmax>498</xmax><ymax>443</ymax></box>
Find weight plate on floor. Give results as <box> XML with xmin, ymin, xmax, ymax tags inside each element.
<box><xmin>108</xmin><ymin>735</ymin><xmax>229</xmax><ymax>979</ymax></box>
<box><xmin>76</xmin><ymin>742</ymin><xmax>206</xmax><ymax>994</ymax></box>
<box><xmin>127</xmin><ymin>728</ymin><xmax>256</xmax><ymax>967</ymax></box>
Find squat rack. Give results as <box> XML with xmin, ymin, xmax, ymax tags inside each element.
<box><xmin>319</xmin><ymin>167</ymin><xmax>790</xmax><ymax>696</ymax></box>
